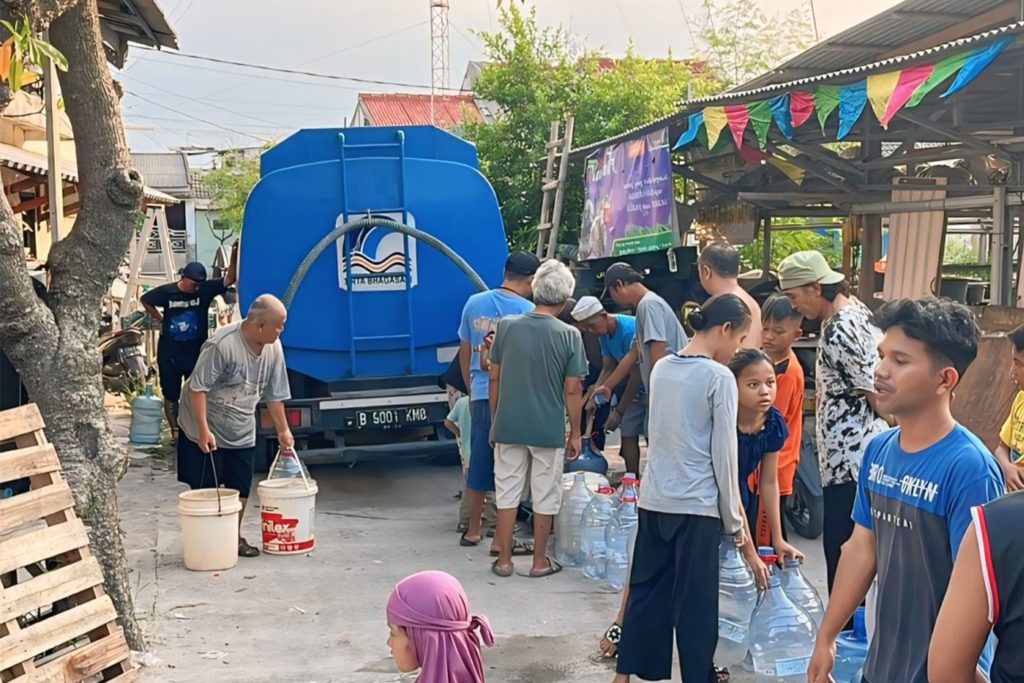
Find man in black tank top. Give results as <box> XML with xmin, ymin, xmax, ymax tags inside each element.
<box><xmin>929</xmin><ymin>491</ymin><xmax>1024</xmax><ymax>683</ymax></box>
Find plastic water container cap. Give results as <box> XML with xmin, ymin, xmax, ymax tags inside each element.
<box><xmin>760</xmin><ymin>553</ymin><xmax>780</xmax><ymax>564</ymax></box>
<box><xmin>757</xmin><ymin>545</ymin><xmax>775</xmax><ymax>556</ymax></box>
<box><xmin>597</xmin><ymin>485</ymin><xmax>615</xmax><ymax>494</ymax></box>
<box><xmin>574</xmin><ymin>472</ymin><xmax>587</xmax><ymax>481</ymax></box>
<box><xmin>784</xmin><ymin>557</ymin><xmax>802</xmax><ymax>568</ymax></box>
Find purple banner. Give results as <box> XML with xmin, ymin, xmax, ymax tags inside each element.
<box><xmin>580</xmin><ymin>128</ymin><xmax>675</xmax><ymax>260</ymax></box>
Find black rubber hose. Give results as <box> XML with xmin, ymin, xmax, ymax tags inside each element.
<box><xmin>281</xmin><ymin>217</ymin><xmax>488</xmax><ymax>309</ymax></box>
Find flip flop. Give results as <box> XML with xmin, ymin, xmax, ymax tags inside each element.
<box><xmin>460</xmin><ymin>533</ymin><xmax>480</xmax><ymax>547</ymax></box>
<box><xmin>489</xmin><ymin>539</ymin><xmax>534</xmax><ymax>557</ymax></box>
<box><xmin>520</xmin><ymin>557</ymin><xmax>563</xmax><ymax>578</ymax></box>
<box><xmin>491</xmin><ymin>559</ymin><xmax>514</xmax><ymax>578</ymax></box>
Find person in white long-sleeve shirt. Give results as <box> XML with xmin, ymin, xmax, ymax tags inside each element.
<box><xmin>613</xmin><ymin>293</ymin><xmax>768</xmax><ymax>683</ymax></box>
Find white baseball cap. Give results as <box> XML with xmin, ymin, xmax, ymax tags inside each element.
<box><xmin>571</xmin><ymin>295</ymin><xmax>604</xmax><ymax>321</ymax></box>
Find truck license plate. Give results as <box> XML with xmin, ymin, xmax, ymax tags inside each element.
<box><xmin>356</xmin><ymin>406</ymin><xmax>430</xmax><ymax>429</ymax></box>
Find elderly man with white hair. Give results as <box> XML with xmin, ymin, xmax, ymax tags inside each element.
<box><xmin>177</xmin><ymin>293</ymin><xmax>294</xmax><ymax>557</ymax></box>
<box><xmin>487</xmin><ymin>260</ymin><xmax>588</xmax><ymax>578</ymax></box>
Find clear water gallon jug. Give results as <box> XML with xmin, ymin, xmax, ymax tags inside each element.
<box><xmin>834</xmin><ymin>607</ymin><xmax>868</xmax><ymax>683</ymax></box>
<box><xmin>780</xmin><ymin>558</ymin><xmax>825</xmax><ymax>629</ymax></box>
<box><xmin>604</xmin><ymin>474</ymin><xmax>639</xmax><ymax>591</ymax></box>
<box><xmin>555</xmin><ymin>473</ymin><xmax>594</xmax><ymax>566</ymax></box>
<box><xmin>748</xmin><ymin>552</ymin><xmax>816</xmax><ymax>682</ymax></box>
<box><xmin>268</xmin><ymin>447</ymin><xmax>311</xmax><ymax>480</ymax></box>
<box><xmin>580</xmin><ymin>485</ymin><xmax>616</xmax><ymax>580</ymax></box>
<box><xmin>716</xmin><ymin>535</ymin><xmax>759</xmax><ymax>666</ymax></box>
<box><xmin>129</xmin><ymin>383</ymin><xmax>163</xmax><ymax>445</ymax></box>
<box><xmin>565</xmin><ymin>436</ymin><xmax>609</xmax><ymax>475</ymax></box>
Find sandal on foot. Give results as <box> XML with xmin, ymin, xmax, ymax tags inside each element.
<box><xmin>490</xmin><ymin>559</ymin><xmax>514</xmax><ymax>577</ymax></box>
<box><xmin>600</xmin><ymin>622</ymin><xmax>622</xmax><ymax>658</ymax></box>
<box><xmin>238</xmin><ymin>538</ymin><xmax>261</xmax><ymax>558</ymax></box>
<box><xmin>460</xmin><ymin>533</ymin><xmax>481</xmax><ymax>547</ymax></box>
<box><xmin>489</xmin><ymin>539</ymin><xmax>534</xmax><ymax>557</ymax></box>
<box><xmin>715</xmin><ymin>666</ymin><xmax>731</xmax><ymax>682</ymax></box>
<box><xmin>521</xmin><ymin>557</ymin><xmax>563</xmax><ymax>578</ymax></box>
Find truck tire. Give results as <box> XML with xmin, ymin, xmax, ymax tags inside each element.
<box><xmin>785</xmin><ymin>475</ymin><xmax>824</xmax><ymax>540</ymax></box>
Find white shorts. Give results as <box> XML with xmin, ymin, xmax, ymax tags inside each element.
<box><xmin>494</xmin><ymin>443</ymin><xmax>565</xmax><ymax>515</ymax></box>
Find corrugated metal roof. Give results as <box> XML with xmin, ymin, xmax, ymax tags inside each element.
<box><xmin>571</xmin><ymin>21</ymin><xmax>1024</xmax><ymax>158</ymax></box>
<box><xmin>739</xmin><ymin>0</ymin><xmax>1017</xmax><ymax>90</ymax></box>
<box><xmin>358</xmin><ymin>93</ymin><xmax>484</xmax><ymax>129</ymax></box>
<box><xmin>130</xmin><ymin>152</ymin><xmax>190</xmax><ymax>192</ymax></box>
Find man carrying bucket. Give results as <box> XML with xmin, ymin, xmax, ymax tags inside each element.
<box><xmin>177</xmin><ymin>294</ymin><xmax>293</xmax><ymax>558</ymax></box>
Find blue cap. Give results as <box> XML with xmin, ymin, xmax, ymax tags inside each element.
<box><xmin>180</xmin><ymin>261</ymin><xmax>208</xmax><ymax>282</ymax></box>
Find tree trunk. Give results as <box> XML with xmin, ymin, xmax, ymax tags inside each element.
<box><xmin>0</xmin><ymin>0</ymin><xmax>147</xmax><ymax>650</ymax></box>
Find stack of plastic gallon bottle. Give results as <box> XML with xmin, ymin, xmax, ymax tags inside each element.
<box><xmin>715</xmin><ymin>542</ymin><xmax>868</xmax><ymax>682</ymax></box>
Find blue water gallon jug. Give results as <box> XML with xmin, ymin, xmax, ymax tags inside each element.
<box><xmin>129</xmin><ymin>384</ymin><xmax>163</xmax><ymax>445</ymax></box>
<box><xmin>834</xmin><ymin>607</ymin><xmax>868</xmax><ymax>683</ymax></box>
<box><xmin>564</xmin><ymin>436</ymin><xmax>609</xmax><ymax>475</ymax></box>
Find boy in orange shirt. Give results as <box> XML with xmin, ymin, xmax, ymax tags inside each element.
<box><xmin>755</xmin><ymin>295</ymin><xmax>806</xmax><ymax>545</ymax></box>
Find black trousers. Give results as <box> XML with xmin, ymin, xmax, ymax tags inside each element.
<box><xmin>617</xmin><ymin>509</ymin><xmax>720</xmax><ymax>682</ymax></box>
<box><xmin>823</xmin><ymin>481</ymin><xmax>858</xmax><ymax>595</ymax></box>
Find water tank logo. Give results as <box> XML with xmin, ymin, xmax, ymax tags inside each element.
<box><xmin>336</xmin><ymin>213</ymin><xmax>418</xmax><ymax>291</ymax></box>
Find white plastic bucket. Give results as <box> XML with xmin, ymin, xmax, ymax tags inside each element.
<box><xmin>177</xmin><ymin>488</ymin><xmax>242</xmax><ymax>572</ymax></box>
<box><xmin>258</xmin><ymin>478</ymin><xmax>318</xmax><ymax>555</ymax></box>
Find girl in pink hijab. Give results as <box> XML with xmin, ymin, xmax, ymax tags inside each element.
<box><xmin>386</xmin><ymin>570</ymin><xmax>494</xmax><ymax>683</ymax></box>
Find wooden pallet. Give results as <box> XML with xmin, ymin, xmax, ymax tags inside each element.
<box><xmin>0</xmin><ymin>405</ymin><xmax>137</xmax><ymax>682</ymax></box>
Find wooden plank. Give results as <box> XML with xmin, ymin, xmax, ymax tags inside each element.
<box><xmin>0</xmin><ymin>595</ymin><xmax>117</xmax><ymax>671</ymax></box>
<box><xmin>23</xmin><ymin>630</ymin><xmax>131</xmax><ymax>683</ymax></box>
<box><xmin>106</xmin><ymin>670</ymin><xmax>140</xmax><ymax>682</ymax></box>
<box><xmin>0</xmin><ymin>444</ymin><xmax>61</xmax><ymax>483</ymax></box>
<box><xmin>0</xmin><ymin>557</ymin><xmax>105</xmax><ymax>623</ymax></box>
<box><xmin>0</xmin><ymin>404</ymin><xmax>44</xmax><ymax>444</ymax></box>
<box><xmin>0</xmin><ymin>482</ymin><xmax>75</xmax><ymax>535</ymax></box>
<box><xmin>0</xmin><ymin>520</ymin><xmax>90</xmax><ymax>574</ymax></box>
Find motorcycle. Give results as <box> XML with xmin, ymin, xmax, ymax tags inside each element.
<box><xmin>98</xmin><ymin>317</ymin><xmax>149</xmax><ymax>398</ymax></box>
<box><xmin>785</xmin><ymin>419</ymin><xmax>825</xmax><ymax>539</ymax></box>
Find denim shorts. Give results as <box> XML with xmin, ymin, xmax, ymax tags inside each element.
<box><xmin>466</xmin><ymin>399</ymin><xmax>495</xmax><ymax>492</ymax></box>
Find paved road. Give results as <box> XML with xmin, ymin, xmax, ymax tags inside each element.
<box><xmin>115</xmin><ymin>414</ymin><xmax>827</xmax><ymax>683</ymax></box>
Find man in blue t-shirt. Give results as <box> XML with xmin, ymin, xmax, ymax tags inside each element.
<box><xmin>809</xmin><ymin>298</ymin><xmax>1004</xmax><ymax>683</ymax></box>
<box><xmin>571</xmin><ymin>295</ymin><xmax>645</xmax><ymax>475</ymax></box>
<box><xmin>456</xmin><ymin>250</ymin><xmax>538</xmax><ymax>551</ymax></box>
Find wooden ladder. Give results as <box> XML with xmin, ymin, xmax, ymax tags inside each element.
<box><xmin>535</xmin><ymin>116</ymin><xmax>575</xmax><ymax>260</ymax></box>
<box><xmin>0</xmin><ymin>404</ymin><xmax>137</xmax><ymax>682</ymax></box>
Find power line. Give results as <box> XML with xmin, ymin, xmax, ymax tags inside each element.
<box><xmin>295</xmin><ymin>21</ymin><xmax>428</xmax><ymax>67</ymax></box>
<box><xmin>675</xmin><ymin>0</ymin><xmax>698</xmax><ymax>48</ymax></box>
<box><xmin>125</xmin><ymin>91</ymin><xmax>272</xmax><ymax>142</ymax></box>
<box><xmin>130</xmin><ymin>55</ymin><xmax>370</xmax><ymax>91</ymax></box>
<box><xmin>450</xmin><ymin>20</ymin><xmax>486</xmax><ymax>57</ymax></box>
<box><xmin>134</xmin><ymin>45</ymin><xmax>460</xmax><ymax>91</ymax></box>
<box><xmin>123</xmin><ymin>112</ymin><xmax>289</xmax><ymax>131</ymax></box>
<box><xmin>171</xmin><ymin>0</ymin><xmax>197</xmax><ymax>25</ymax></box>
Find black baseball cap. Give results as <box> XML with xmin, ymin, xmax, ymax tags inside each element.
<box><xmin>180</xmin><ymin>261</ymin><xmax>208</xmax><ymax>282</ymax></box>
<box><xmin>601</xmin><ymin>262</ymin><xmax>643</xmax><ymax>298</ymax></box>
<box><xmin>505</xmin><ymin>250</ymin><xmax>541</xmax><ymax>277</ymax></box>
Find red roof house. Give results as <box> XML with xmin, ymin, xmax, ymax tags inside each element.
<box><xmin>352</xmin><ymin>93</ymin><xmax>486</xmax><ymax>130</ymax></box>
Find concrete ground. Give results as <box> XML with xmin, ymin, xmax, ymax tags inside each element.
<box><xmin>112</xmin><ymin>411</ymin><xmax>826</xmax><ymax>683</ymax></box>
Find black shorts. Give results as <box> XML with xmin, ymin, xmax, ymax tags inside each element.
<box><xmin>176</xmin><ymin>431</ymin><xmax>256</xmax><ymax>498</ymax></box>
<box><xmin>157</xmin><ymin>343</ymin><xmax>201</xmax><ymax>403</ymax></box>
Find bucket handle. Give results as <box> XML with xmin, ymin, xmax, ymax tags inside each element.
<box><xmin>207</xmin><ymin>451</ymin><xmax>223</xmax><ymax>515</ymax></box>
<box><xmin>267</xmin><ymin>447</ymin><xmax>313</xmax><ymax>493</ymax></box>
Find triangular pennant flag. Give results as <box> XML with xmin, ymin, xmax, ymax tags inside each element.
<box><xmin>738</xmin><ymin>142</ymin><xmax>769</xmax><ymax>165</ymax></box>
<box><xmin>673</xmin><ymin>111</ymin><xmax>704</xmax><ymax>149</ymax></box>
<box><xmin>790</xmin><ymin>91</ymin><xmax>815</xmax><ymax>128</ymax></box>
<box><xmin>837</xmin><ymin>80</ymin><xmax>867</xmax><ymax>140</ymax></box>
<box><xmin>814</xmin><ymin>85</ymin><xmax>840</xmax><ymax>133</ymax></box>
<box><xmin>725</xmin><ymin>104</ymin><xmax>750</xmax><ymax>149</ymax></box>
<box><xmin>703</xmin><ymin>106</ymin><xmax>728</xmax><ymax>150</ymax></box>
<box><xmin>768</xmin><ymin>157</ymin><xmax>806</xmax><ymax>185</ymax></box>
<box><xmin>905</xmin><ymin>51</ymin><xmax>971</xmax><ymax>107</ymax></box>
<box><xmin>748</xmin><ymin>100</ymin><xmax>773</xmax><ymax>149</ymax></box>
<box><xmin>867</xmin><ymin>70</ymin><xmax>901</xmax><ymax>124</ymax></box>
<box><xmin>942</xmin><ymin>35</ymin><xmax>1013</xmax><ymax>98</ymax></box>
<box><xmin>881</xmin><ymin>64</ymin><xmax>934</xmax><ymax>126</ymax></box>
<box><xmin>770</xmin><ymin>94</ymin><xmax>793</xmax><ymax>139</ymax></box>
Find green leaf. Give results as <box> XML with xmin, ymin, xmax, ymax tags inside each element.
<box><xmin>10</xmin><ymin>56</ymin><xmax>23</xmax><ymax>92</ymax></box>
<box><xmin>0</xmin><ymin>20</ymin><xmax>17</xmax><ymax>37</ymax></box>
<box><xmin>33</xmin><ymin>40</ymin><xmax>68</xmax><ymax>71</ymax></box>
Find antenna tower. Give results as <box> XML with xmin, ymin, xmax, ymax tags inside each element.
<box><xmin>430</xmin><ymin>0</ymin><xmax>450</xmax><ymax>123</ymax></box>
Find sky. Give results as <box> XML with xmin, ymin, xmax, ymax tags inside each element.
<box><xmin>120</xmin><ymin>0</ymin><xmax>902</xmax><ymax>157</ymax></box>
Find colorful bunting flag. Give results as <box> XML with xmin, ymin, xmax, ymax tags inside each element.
<box><xmin>905</xmin><ymin>52</ymin><xmax>971</xmax><ymax>108</ymax></box>
<box><xmin>867</xmin><ymin>71</ymin><xmax>901</xmax><ymax>125</ymax></box>
<box><xmin>738</xmin><ymin>143</ymin><xmax>769</xmax><ymax>165</ymax></box>
<box><xmin>748</xmin><ymin>100</ymin><xmax>773</xmax><ymax>149</ymax></box>
<box><xmin>725</xmin><ymin>104</ymin><xmax>750</xmax><ymax>148</ymax></box>
<box><xmin>770</xmin><ymin>94</ymin><xmax>794</xmax><ymax>139</ymax></box>
<box><xmin>768</xmin><ymin>157</ymin><xmax>806</xmax><ymax>185</ymax></box>
<box><xmin>814</xmin><ymin>85</ymin><xmax>840</xmax><ymax>133</ymax></box>
<box><xmin>881</xmin><ymin>64</ymin><xmax>934</xmax><ymax>127</ymax></box>
<box><xmin>703</xmin><ymin>106</ymin><xmax>729</xmax><ymax>150</ymax></box>
<box><xmin>942</xmin><ymin>35</ymin><xmax>1013</xmax><ymax>98</ymax></box>
<box><xmin>673</xmin><ymin>111</ymin><xmax>704</xmax><ymax>149</ymax></box>
<box><xmin>837</xmin><ymin>80</ymin><xmax>867</xmax><ymax>140</ymax></box>
<box><xmin>790</xmin><ymin>92</ymin><xmax>815</xmax><ymax>128</ymax></box>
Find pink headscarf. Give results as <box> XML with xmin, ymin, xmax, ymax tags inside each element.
<box><xmin>386</xmin><ymin>571</ymin><xmax>494</xmax><ymax>683</ymax></box>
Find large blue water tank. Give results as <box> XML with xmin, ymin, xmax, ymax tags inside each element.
<box><xmin>239</xmin><ymin>126</ymin><xmax>509</xmax><ymax>383</ymax></box>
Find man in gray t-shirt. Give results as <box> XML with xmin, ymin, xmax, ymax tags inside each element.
<box><xmin>594</xmin><ymin>262</ymin><xmax>688</xmax><ymax>421</ymax></box>
<box><xmin>177</xmin><ymin>294</ymin><xmax>293</xmax><ymax>558</ymax></box>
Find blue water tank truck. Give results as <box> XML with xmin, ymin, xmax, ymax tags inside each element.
<box><xmin>239</xmin><ymin>126</ymin><xmax>510</xmax><ymax>468</ymax></box>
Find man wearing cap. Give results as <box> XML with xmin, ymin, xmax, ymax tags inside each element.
<box><xmin>141</xmin><ymin>241</ymin><xmax>238</xmax><ymax>437</ymax></box>
<box><xmin>593</xmin><ymin>263</ymin><xmax>688</xmax><ymax>443</ymax></box>
<box><xmin>456</xmin><ymin>250</ymin><xmax>539</xmax><ymax>551</ymax></box>
<box><xmin>777</xmin><ymin>250</ymin><xmax>887</xmax><ymax>597</ymax></box>
<box><xmin>571</xmin><ymin>295</ymin><xmax>645</xmax><ymax>476</ymax></box>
